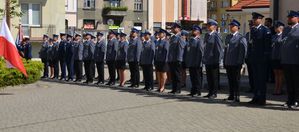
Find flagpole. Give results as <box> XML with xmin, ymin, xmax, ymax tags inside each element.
<box><xmin>5</xmin><ymin>0</ymin><xmax>11</xmax><ymax>29</ymax></box>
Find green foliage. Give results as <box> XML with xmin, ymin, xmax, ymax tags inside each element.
<box><xmin>0</xmin><ymin>0</ymin><xmax>23</xmax><ymax>18</ymax></box>
<box><xmin>102</xmin><ymin>6</ymin><xmax>128</xmax><ymax>14</ymax></box>
<box><xmin>0</xmin><ymin>58</ymin><xmax>43</xmax><ymax>88</ymax></box>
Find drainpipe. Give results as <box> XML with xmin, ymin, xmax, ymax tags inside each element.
<box><xmin>273</xmin><ymin>0</ymin><xmax>279</xmax><ymax>21</ymax></box>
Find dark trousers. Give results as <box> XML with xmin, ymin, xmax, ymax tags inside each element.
<box><xmin>84</xmin><ymin>60</ymin><xmax>94</xmax><ymax>82</ymax></box>
<box><xmin>283</xmin><ymin>64</ymin><xmax>299</xmax><ymax>105</ymax></box>
<box><xmin>169</xmin><ymin>62</ymin><xmax>182</xmax><ymax>92</ymax></box>
<box><xmin>42</xmin><ymin>59</ymin><xmax>49</xmax><ymax>77</ymax></box>
<box><xmin>66</xmin><ymin>59</ymin><xmax>74</xmax><ymax>79</ymax></box>
<box><xmin>96</xmin><ymin>61</ymin><xmax>105</xmax><ymax>83</ymax></box>
<box><xmin>129</xmin><ymin>62</ymin><xmax>140</xmax><ymax>86</ymax></box>
<box><xmin>225</xmin><ymin>65</ymin><xmax>241</xmax><ymax>97</ymax></box>
<box><xmin>59</xmin><ymin>59</ymin><xmax>66</xmax><ymax>79</ymax></box>
<box><xmin>74</xmin><ymin>60</ymin><xmax>83</xmax><ymax>80</ymax></box>
<box><xmin>251</xmin><ymin>63</ymin><xmax>267</xmax><ymax>101</ymax></box>
<box><xmin>206</xmin><ymin>64</ymin><xmax>219</xmax><ymax>95</ymax></box>
<box><xmin>107</xmin><ymin>61</ymin><xmax>116</xmax><ymax>83</ymax></box>
<box><xmin>53</xmin><ymin>60</ymin><xmax>59</xmax><ymax>78</ymax></box>
<box><xmin>189</xmin><ymin>67</ymin><xmax>203</xmax><ymax>94</ymax></box>
<box><xmin>141</xmin><ymin>64</ymin><xmax>154</xmax><ymax>88</ymax></box>
<box><xmin>246</xmin><ymin>61</ymin><xmax>255</xmax><ymax>92</ymax></box>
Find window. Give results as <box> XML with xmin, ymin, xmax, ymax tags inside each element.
<box><xmin>84</xmin><ymin>0</ymin><xmax>95</xmax><ymax>9</ymax></box>
<box><xmin>134</xmin><ymin>0</ymin><xmax>143</xmax><ymax>11</ymax></box>
<box><xmin>83</xmin><ymin>19</ymin><xmax>95</xmax><ymax>29</ymax></box>
<box><xmin>21</xmin><ymin>3</ymin><xmax>41</xmax><ymax>26</ymax></box>
<box><xmin>134</xmin><ymin>23</ymin><xmax>142</xmax><ymax>30</ymax></box>
<box><xmin>110</xmin><ymin>0</ymin><xmax>120</xmax><ymax>7</ymax></box>
<box><xmin>222</xmin><ymin>0</ymin><xmax>229</xmax><ymax>8</ymax></box>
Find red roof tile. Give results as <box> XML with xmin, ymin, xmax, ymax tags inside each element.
<box><xmin>243</xmin><ymin>0</ymin><xmax>270</xmax><ymax>8</ymax></box>
<box><xmin>226</xmin><ymin>0</ymin><xmax>270</xmax><ymax>12</ymax></box>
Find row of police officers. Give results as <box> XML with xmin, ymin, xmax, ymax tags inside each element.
<box><xmin>39</xmin><ymin>10</ymin><xmax>299</xmax><ymax>109</ymax></box>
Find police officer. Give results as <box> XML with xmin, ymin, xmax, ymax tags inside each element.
<box><xmin>127</xmin><ymin>28</ymin><xmax>142</xmax><ymax>88</ymax></box>
<box><xmin>167</xmin><ymin>23</ymin><xmax>186</xmax><ymax>94</ymax></box>
<box><xmin>140</xmin><ymin>31</ymin><xmax>155</xmax><ymax>91</ymax></box>
<box><xmin>181</xmin><ymin>30</ymin><xmax>189</xmax><ymax>88</ymax></box>
<box><xmin>116</xmin><ymin>32</ymin><xmax>129</xmax><ymax>87</ymax></box>
<box><xmin>155</xmin><ymin>28</ymin><xmax>170</xmax><ymax>93</ymax></box>
<box><xmin>82</xmin><ymin>33</ymin><xmax>95</xmax><ymax>84</ymax></box>
<box><xmin>83</xmin><ymin>32</ymin><xmax>95</xmax><ymax>84</ymax></box>
<box><xmin>23</xmin><ymin>37</ymin><xmax>32</xmax><ymax>60</ymax></box>
<box><xmin>245</xmin><ymin>20</ymin><xmax>255</xmax><ymax>93</ymax></box>
<box><xmin>106</xmin><ymin>30</ymin><xmax>119</xmax><ymax>86</ymax></box>
<box><xmin>271</xmin><ymin>21</ymin><xmax>284</xmax><ymax>95</ymax></box>
<box><xmin>47</xmin><ymin>38</ymin><xmax>56</xmax><ymax>79</ymax></box>
<box><xmin>223</xmin><ymin>19</ymin><xmax>247</xmax><ymax>102</ymax></box>
<box><xmin>40</xmin><ymin>34</ymin><xmax>49</xmax><ymax>78</ymax></box>
<box><xmin>281</xmin><ymin>10</ymin><xmax>299</xmax><ymax>109</ymax></box>
<box><xmin>203</xmin><ymin>19</ymin><xmax>223</xmax><ymax>99</ymax></box>
<box><xmin>58</xmin><ymin>33</ymin><xmax>67</xmax><ymax>81</ymax></box>
<box><xmin>248</xmin><ymin>12</ymin><xmax>272</xmax><ymax>105</ymax></box>
<box><xmin>185</xmin><ymin>25</ymin><xmax>204</xmax><ymax>97</ymax></box>
<box><xmin>94</xmin><ymin>32</ymin><xmax>106</xmax><ymax>85</ymax></box>
<box><xmin>65</xmin><ymin>34</ymin><xmax>75</xmax><ymax>81</ymax></box>
<box><xmin>73</xmin><ymin>33</ymin><xmax>83</xmax><ymax>82</ymax></box>
<box><xmin>52</xmin><ymin>34</ymin><xmax>60</xmax><ymax>79</ymax></box>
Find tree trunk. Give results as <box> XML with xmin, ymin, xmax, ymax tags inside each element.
<box><xmin>5</xmin><ymin>0</ymin><xmax>11</xmax><ymax>29</ymax></box>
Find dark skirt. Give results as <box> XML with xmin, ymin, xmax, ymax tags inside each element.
<box><xmin>155</xmin><ymin>62</ymin><xmax>169</xmax><ymax>72</ymax></box>
<box><xmin>48</xmin><ymin>60</ymin><xmax>56</xmax><ymax>67</ymax></box>
<box><xmin>272</xmin><ymin>60</ymin><xmax>282</xmax><ymax>70</ymax></box>
<box><xmin>116</xmin><ymin>60</ymin><xmax>126</xmax><ymax>70</ymax></box>
<box><xmin>182</xmin><ymin>62</ymin><xmax>187</xmax><ymax>69</ymax></box>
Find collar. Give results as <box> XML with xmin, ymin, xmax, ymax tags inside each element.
<box><xmin>256</xmin><ymin>24</ymin><xmax>262</xmax><ymax>29</ymax></box>
<box><xmin>209</xmin><ymin>30</ymin><xmax>216</xmax><ymax>35</ymax></box>
<box><xmin>232</xmin><ymin>31</ymin><xmax>238</xmax><ymax>36</ymax></box>
<box><xmin>277</xmin><ymin>32</ymin><xmax>282</xmax><ymax>36</ymax></box>
<box><xmin>194</xmin><ymin>35</ymin><xmax>200</xmax><ymax>39</ymax></box>
<box><xmin>292</xmin><ymin>23</ymin><xmax>299</xmax><ymax>28</ymax></box>
<box><xmin>160</xmin><ymin>37</ymin><xmax>166</xmax><ymax>40</ymax></box>
<box><xmin>175</xmin><ymin>32</ymin><xmax>181</xmax><ymax>36</ymax></box>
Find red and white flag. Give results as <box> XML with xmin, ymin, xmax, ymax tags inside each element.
<box><xmin>0</xmin><ymin>17</ymin><xmax>28</xmax><ymax>77</ymax></box>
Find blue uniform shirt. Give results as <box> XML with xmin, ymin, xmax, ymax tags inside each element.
<box><xmin>184</xmin><ymin>36</ymin><xmax>204</xmax><ymax>68</ymax></box>
<box><xmin>140</xmin><ymin>39</ymin><xmax>155</xmax><ymax>65</ymax></box>
<box><xmin>203</xmin><ymin>31</ymin><xmax>224</xmax><ymax>65</ymax></box>
<box><xmin>223</xmin><ymin>32</ymin><xmax>247</xmax><ymax>66</ymax></box>
<box><xmin>155</xmin><ymin>38</ymin><xmax>169</xmax><ymax>63</ymax></box>
<box><xmin>127</xmin><ymin>37</ymin><xmax>142</xmax><ymax>62</ymax></box>
<box><xmin>168</xmin><ymin>33</ymin><xmax>186</xmax><ymax>62</ymax></box>
<box><xmin>94</xmin><ymin>39</ymin><xmax>106</xmax><ymax>62</ymax></box>
<box><xmin>106</xmin><ymin>38</ymin><xmax>119</xmax><ymax>61</ymax></box>
<box><xmin>116</xmin><ymin>40</ymin><xmax>129</xmax><ymax>61</ymax></box>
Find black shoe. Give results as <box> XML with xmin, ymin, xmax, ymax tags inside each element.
<box><xmin>168</xmin><ymin>91</ymin><xmax>176</xmax><ymax>94</ymax></box>
<box><xmin>187</xmin><ymin>93</ymin><xmax>196</xmax><ymax>97</ymax></box>
<box><xmin>67</xmin><ymin>78</ymin><xmax>74</xmax><ymax>82</ymax></box>
<box><xmin>248</xmin><ymin>99</ymin><xmax>258</xmax><ymax>105</ymax></box>
<box><xmin>41</xmin><ymin>76</ymin><xmax>48</xmax><ymax>79</ymax></box>
<box><xmin>203</xmin><ymin>94</ymin><xmax>212</xmax><ymax>98</ymax></box>
<box><xmin>257</xmin><ymin>99</ymin><xmax>266</xmax><ymax>106</ymax></box>
<box><xmin>128</xmin><ymin>85</ymin><xmax>138</xmax><ymax>88</ymax></box>
<box><xmin>59</xmin><ymin>78</ymin><xmax>66</xmax><ymax>81</ymax></box>
<box><xmin>208</xmin><ymin>94</ymin><xmax>217</xmax><ymax>99</ymax></box>
<box><xmin>147</xmin><ymin>87</ymin><xmax>154</xmax><ymax>91</ymax></box>
<box><xmin>224</xmin><ymin>96</ymin><xmax>234</xmax><ymax>102</ymax></box>
<box><xmin>197</xmin><ymin>92</ymin><xmax>202</xmax><ymax>96</ymax></box>
<box><xmin>83</xmin><ymin>81</ymin><xmax>90</xmax><ymax>84</ymax></box>
<box><xmin>106</xmin><ymin>82</ymin><xmax>115</xmax><ymax>86</ymax></box>
<box><xmin>74</xmin><ymin>79</ymin><xmax>81</xmax><ymax>82</ymax></box>
<box><xmin>143</xmin><ymin>87</ymin><xmax>148</xmax><ymax>90</ymax></box>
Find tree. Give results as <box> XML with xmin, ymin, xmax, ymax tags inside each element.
<box><xmin>0</xmin><ymin>0</ymin><xmax>22</xmax><ymax>29</ymax></box>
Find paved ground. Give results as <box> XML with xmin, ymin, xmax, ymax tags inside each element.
<box><xmin>1</xmin><ymin>68</ymin><xmax>299</xmax><ymax>132</ymax></box>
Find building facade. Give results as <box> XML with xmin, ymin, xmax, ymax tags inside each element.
<box><xmin>270</xmin><ymin>0</ymin><xmax>299</xmax><ymax>24</ymax></box>
<box><xmin>0</xmin><ymin>0</ymin><xmax>65</xmax><ymax>41</ymax></box>
<box><xmin>226</xmin><ymin>0</ymin><xmax>270</xmax><ymax>34</ymax></box>
<box><xmin>148</xmin><ymin>0</ymin><xmax>207</xmax><ymax>32</ymax></box>
<box><xmin>77</xmin><ymin>0</ymin><xmax>148</xmax><ymax>34</ymax></box>
<box><xmin>208</xmin><ymin>0</ymin><xmax>239</xmax><ymax>33</ymax></box>
<box><xmin>65</xmin><ymin>0</ymin><xmax>77</xmax><ymax>29</ymax></box>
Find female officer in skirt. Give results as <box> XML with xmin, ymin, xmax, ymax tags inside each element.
<box><xmin>116</xmin><ymin>32</ymin><xmax>129</xmax><ymax>87</ymax></box>
<box><xmin>154</xmin><ymin>28</ymin><xmax>170</xmax><ymax>92</ymax></box>
<box><xmin>272</xmin><ymin>21</ymin><xmax>285</xmax><ymax>95</ymax></box>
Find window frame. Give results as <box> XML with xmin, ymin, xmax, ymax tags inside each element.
<box><xmin>20</xmin><ymin>3</ymin><xmax>42</xmax><ymax>27</ymax></box>
<box><xmin>83</xmin><ymin>0</ymin><xmax>95</xmax><ymax>9</ymax></box>
<box><xmin>134</xmin><ymin>0</ymin><xmax>143</xmax><ymax>11</ymax></box>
